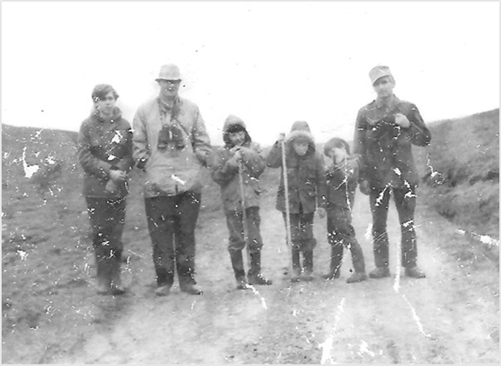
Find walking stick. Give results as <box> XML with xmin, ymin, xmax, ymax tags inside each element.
<box><xmin>280</xmin><ymin>139</ymin><xmax>294</xmax><ymax>275</ymax></box>
<box><xmin>238</xmin><ymin>157</ymin><xmax>251</xmax><ymax>270</ymax></box>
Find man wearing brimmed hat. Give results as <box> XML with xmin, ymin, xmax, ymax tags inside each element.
<box><xmin>353</xmin><ymin>65</ymin><xmax>431</xmax><ymax>279</ymax></box>
<box><xmin>132</xmin><ymin>63</ymin><xmax>212</xmax><ymax>296</ymax></box>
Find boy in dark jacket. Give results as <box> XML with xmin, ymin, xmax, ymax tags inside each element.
<box><xmin>211</xmin><ymin>115</ymin><xmax>272</xmax><ymax>289</ymax></box>
<box><xmin>266</xmin><ymin>121</ymin><xmax>327</xmax><ymax>282</ymax></box>
<box><xmin>322</xmin><ymin>137</ymin><xmax>368</xmax><ymax>283</ymax></box>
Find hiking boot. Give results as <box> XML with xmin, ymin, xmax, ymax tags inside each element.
<box><xmin>290</xmin><ymin>268</ymin><xmax>302</xmax><ymax>283</ymax></box>
<box><xmin>155</xmin><ymin>285</ymin><xmax>171</xmax><ymax>297</ymax></box>
<box><xmin>180</xmin><ymin>283</ymin><xmax>203</xmax><ymax>295</ymax></box>
<box><xmin>248</xmin><ymin>273</ymin><xmax>272</xmax><ymax>286</ymax></box>
<box><xmin>369</xmin><ymin>267</ymin><xmax>391</xmax><ymax>279</ymax></box>
<box><xmin>346</xmin><ymin>272</ymin><xmax>368</xmax><ymax>283</ymax></box>
<box><xmin>248</xmin><ymin>251</ymin><xmax>272</xmax><ymax>285</ymax></box>
<box><xmin>301</xmin><ymin>270</ymin><xmax>315</xmax><ymax>282</ymax></box>
<box><xmin>405</xmin><ymin>266</ymin><xmax>426</xmax><ymax>278</ymax></box>
<box><xmin>322</xmin><ymin>271</ymin><xmax>341</xmax><ymax>280</ymax></box>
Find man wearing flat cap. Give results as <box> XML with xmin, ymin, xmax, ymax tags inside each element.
<box><xmin>353</xmin><ymin>65</ymin><xmax>431</xmax><ymax>279</ymax></box>
<box><xmin>132</xmin><ymin>64</ymin><xmax>212</xmax><ymax>296</ymax></box>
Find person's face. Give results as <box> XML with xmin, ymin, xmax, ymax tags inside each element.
<box><xmin>229</xmin><ymin>131</ymin><xmax>246</xmax><ymax>146</ymax></box>
<box><xmin>329</xmin><ymin>147</ymin><xmax>348</xmax><ymax>164</ymax></box>
<box><xmin>293</xmin><ymin>141</ymin><xmax>309</xmax><ymax>156</ymax></box>
<box><xmin>373</xmin><ymin>76</ymin><xmax>395</xmax><ymax>99</ymax></box>
<box><xmin>158</xmin><ymin>79</ymin><xmax>181</xmax><ymax>99</ymax></box>
<box><xmin>95</xmin><ymin>91</ymin><xmax>116</xmax><ymax>115</ymax></box>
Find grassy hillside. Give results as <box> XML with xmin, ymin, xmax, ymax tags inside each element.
<box><xmin>414</xmin><ymin>109</ymin><xmax>499</xmax><ymax>239</ymax></box>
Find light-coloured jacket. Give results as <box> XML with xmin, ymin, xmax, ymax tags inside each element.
<box><xmin>132</xmin><ymin>96</ymin><xmax>211</xmax><ymax>197</ymax></box>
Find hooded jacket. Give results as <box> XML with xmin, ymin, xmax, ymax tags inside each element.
<box><xmin>78</xmin><ymin>107</ymin><xmax>134</xmax><ymax>198</ymax></box>
<box><xmin>211</xmin><ymin>115</ymin><xmax>266</xmax><ymax>212</ymax></box>
<box><xmin>266</xmin><ymin>121</ymin><xmax>327</xmax><ymax>214</ymax></box>
<box><xmin>132</xmin><ymin>96</ymin><xmax>212</xmax><ymax>197</ymax></box>
<box><xmin>323</xmin><ymin>137</ymin><xmax>358</xmax><ymax>210</ymax></box>
<box><xmin>353</xmin><ymin>96</ymin><xmax>431</xmax><ymax>189</ymax></box>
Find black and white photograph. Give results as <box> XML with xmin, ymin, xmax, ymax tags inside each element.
<box><xmin>1</xmin><ymin>1</ymin><xmax>499</xmax><ymax>363</ymax></box>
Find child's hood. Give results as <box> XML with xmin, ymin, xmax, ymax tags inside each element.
<box><xmin>285</xmin><ymin>120</ymin><xmax>315</xmax><ymax>154</ymax></box>
<box><xmin>222</xmin><ymin>114</ymin><xmax>251</xmax><ymax>146</ymax></box>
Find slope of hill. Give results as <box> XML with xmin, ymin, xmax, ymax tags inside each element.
<box><xmin>414</xmin><ymin>109</ymin><xmax>499</xmax><ymax>241</ymax></box>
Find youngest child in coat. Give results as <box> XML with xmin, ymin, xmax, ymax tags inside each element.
<box><xmin>211</xmin><ymin>115</ymin><xmax>272</xmax><ymax>289</ymax></box>
<box><xmin>266</xmin><ymin>121</ymin><xmax>327</xmax><ymax>282</ymax></box>
<box><xmin>323</xmin><ymin>137</ymin><xmax>368</xmax><ymax>283</ymax></box>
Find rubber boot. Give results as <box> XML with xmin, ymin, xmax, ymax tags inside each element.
<box><xmin>346</xmin><ymin>244</ymin><xmax>368</xmax><ymax>283</ymax></box>
<box><xmin>290</xmin><ymin>249</ymin><xmax>302</xmax><ymax>283</ymax></box>
<box><xmin>247</xmin><ymin>251</ymin><xmax>272</xmax><ymax>285</ymax></box>
<box><xmin>322</xmin><ymin>245</ymin><xmax>343</xmax><ymax>280</ymax></box>
<box><xmin>301</xmin><ymin>250</ymin><xmax>314</xmax><ymax>281</ymax></box>
<box><xmin>109</xmin><ymin>249</ymin><xmax>126</xmax><ymax>295</ymax></box>
<box><xmin>95</xmin><ymin>247</ymin><xmax>111</xmax><ymax>294</ymax></box>
<box><xmin>230</xmin><ymin>250</ymin><xmax>250</xmax><ymax>290</ymax></box>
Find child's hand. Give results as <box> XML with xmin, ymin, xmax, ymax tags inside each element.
<box><xmin>105</xmin><ymin>179</ymin><xmax>118</xmax><ymax>193</ymax></box>
<box><xmin>359</xmin><ymin>180</ymin><xmax>371</xmax><ymax>195</ymax></box>
<box><xmin>317</xmin><ymin>207</ymin><xmax>326</xmax><ymax>218</ymax></box>
<box><xmin>109</xmin><ymin>169</ymin><xmax>126</xmax><ymax>182</ymax></box>
<box><xmin>395</xmin><ymin>113</ymin><xmax>410</xmax><ymax>128</ymax></box>
<box><xmin>277</xmin><ymin>133</ymin><xmax>286</xmax><ymax>143</ymax></box>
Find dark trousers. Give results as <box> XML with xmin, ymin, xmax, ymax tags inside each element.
<box><xmin>226</xmin><ymin>207</ymin><xmax>263</xmax><ymax>254</ymax></box>
<box><xmin>85</xmin><ymin>197</ymin><xmax>126</xmax><ymax>259</ymax></box>
<box><xmin>144</xmin><ymin>192</ymin><xmax>201</xmax><ymax>287</ymax></box>
<box><xmin>282</xmin><ymin>211</ymin><xmax>316</xmax><ymax>251</ymax></box>
<box><xmin>369</xmin><ymin>185</ymin><xmax>418</xmax><ymax>268</ymax></box>
<box><xmin>327</xmin><ymin>206</ymin><xmax>363</xmax><ymax>261</ymax></box>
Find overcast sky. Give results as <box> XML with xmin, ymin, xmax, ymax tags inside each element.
<box><xmin>2</xmin><ymin>1</ymin><xmax>499</xmax><ymax>146</ymax></box>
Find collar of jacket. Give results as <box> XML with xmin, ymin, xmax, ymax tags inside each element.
<box><xmin>158</xmin><ymin>96</ymin><xmax>180</xmax><ymax>113</ymax></box>
<box><xmin>90</xmin><ymin>107</ymin><xmax>122</xmax><ymax>123</ymax></box>
<box><xmin>374</xmin><ymin>95</ymin><xmax>401</xmax><ymax>110</ymax></box>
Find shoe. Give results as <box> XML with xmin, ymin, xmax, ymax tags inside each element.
<box><xmin>368</xmin><ymin>267</ymin><xmax>391</xmax><ymax>279</ymax></box>
<box><xmin>405</xmin><ymin>266</ymin><xmax>426</xmax><ymax>278</ymax></box>
<box><xmin>346</xmin><ymin>272</ymin><xmax>368</xmax><ymax>284</ymax></box>
<box><xmin>322</xmin><ymin>270</ymin><xmax>341</xmax><ymax>280</ymax></box>
<box><xmin>110</xmin><ymin>285</ymin><xmax>127</xmax><ymax>295</ymax></box>
<box><xmin>236</xmin><ymin>276</ymin><xmax>251</xmax><ymax>290</ymax></box>
<box><xmin>180</xmin><ymin>283</ymin><xmax>203</xmax><ymax>295</ymax></box>
<box><xmin>155</xmin><ymin>285</ymin><xmax>171</xmax><ymax>297</ymax></box>
<box><xmin>301</xmin><ymin>270</ymin><xmax>315</xmax><ymax>282</ymax></box>
<box><xmin>248</xmin><ymin>273</ymin><xmax>272</xmax><ymax>286</ymax></box>
<box><xmin>290</xmin><ymin>268</ymin><xmax>302</xmax><ymax>283</ymax></box>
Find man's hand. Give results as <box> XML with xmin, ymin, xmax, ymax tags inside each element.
<box><xmin>317</xmin><ymin>207</ymin><xmax>326</xmax><ymax>219</ymax></box>
<box><xmin>227</xmin><ymin>147</ymin><xmax>242</xmax><ymax>168</ymax></box>
<box><xmin>395</xmin><ymin>113</ymin><xmax>410</xmax><ymax>128</ymax></box>
<box><xmin>359</xmin><ymin>180</ymin><xmax>371</xmax><ymax>195</ymax></box>
<box><xmin>109</xmin><ymin>169</ymin><xmax>126</xmax><ymax>182</ymax></box>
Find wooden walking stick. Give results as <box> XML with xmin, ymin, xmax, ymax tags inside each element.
<box><xmin>280</xmin><ymin>138</ymin><xmax>294</xmax><ymax>275</ymax></box>
<box><xmin>238</xmin><ymin>156</ymin><xmax>251</xmax><ymax>269</ymax></box>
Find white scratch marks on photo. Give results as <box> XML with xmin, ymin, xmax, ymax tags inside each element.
<box><xmin>401</xmin><ymin>294</ymin><xmax>432</xmax><ymax>338</ymax></box>
<box><xmin>22</xmin><ymin>147</ymin><xmax>40</xmax><ymax>178</ymax></box>
<box><xmin>455</xmin><ymin>229</ymin><xmax>499</xmax><ymax>247</ymax></box>
<box><xmin>364</xmin><ymin>223</ymin><xmax>372</xmax><ymax>241</ymax></box>
<box><xmin>319</xmin><ymin>297</ymin><xmax>346</xmax><ymax>364</ymax></box>
<box><xmin>358</xmin><ymin>340</ymin><xmax>375</xmax><ymax>357</ymax></box>
<box><xmin>248</xmin><ymin>285</ymin><xmax>267</xmax><ymax>309</ymax></box>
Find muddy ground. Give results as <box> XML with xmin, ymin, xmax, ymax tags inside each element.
<box><xmin>2</xmin><ymin>163</ymin><xmax>498</xmax><ymax>363</ymax></box>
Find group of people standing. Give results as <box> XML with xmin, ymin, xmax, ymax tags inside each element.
<box><xmin>78</xmin><ymin>63</ymin><xmax>431</xmax><ymax>296</ymax></box>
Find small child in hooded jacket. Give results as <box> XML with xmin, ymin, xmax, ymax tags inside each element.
<box><xmin>211</xmin><ymin>115</ymin><xmax>272</xmax><ymax>289</ymax></box>
<box><xmin>322</xmin><ymin>137</ymin><xmax>368</xmax><ymax>283</ymax></box>
<box><xmin>266</xmin><ymin>121</ymin><xmax>327</xmax><ymax>282</ymax></box>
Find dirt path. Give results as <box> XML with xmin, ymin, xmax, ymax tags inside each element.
<box><xmin>46</xmin><ymin>183</ymin><xmax>498</xmax><ymax>364</ymax></box>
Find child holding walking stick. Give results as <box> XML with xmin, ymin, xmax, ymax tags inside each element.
<box><xmin>266</xmin><ymin>121</ymin><xmax>327</xmax><ymax>282</ymax></box>
<box><xmin>211</xmin><ymin>115</ymin><xmax>272</xmax><ymax>289</ymax></box>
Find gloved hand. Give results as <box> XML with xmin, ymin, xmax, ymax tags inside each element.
<box><xmin>359</xmin><ymin>180</ymin><xmax>371</xmax><ymax>195</ymax></box>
